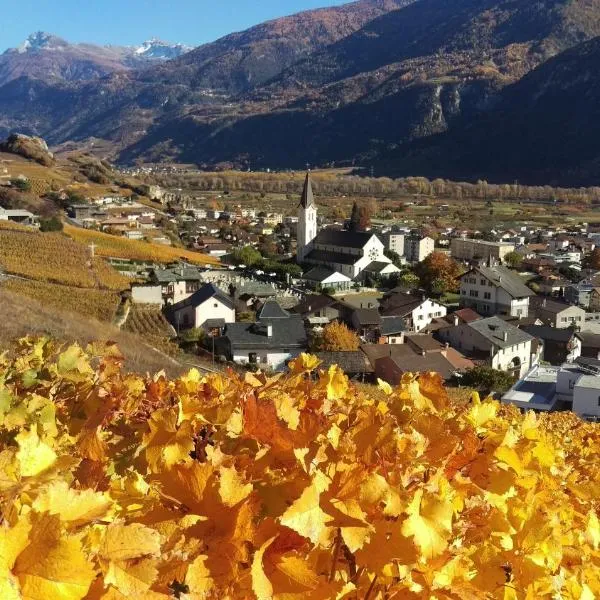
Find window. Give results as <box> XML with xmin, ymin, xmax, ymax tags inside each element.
<box><xmin>480</xmin><ymin>279</ymin><xmax>486</xmax><ymax>286</ymax></box>
<box><xmin>484</xmin><ymin>292</ymin><xmax>491</xmax><ymax>300</ymax></box>
<box><xmin>569</xmin><ymin>379</ymin><xmax>575</xmax><ymax>390</ymax></box>
<box><xmin>214</xmin><ymin>303</ymin><xmax>218</xmax><ymax>308</ymax></box>
<box><xmin>248</xmin><ymin>353</ymin><xmax>257</xmax><ymax>364</ymax></box>
<box><xmin>391</xmin><ymin>339</ymin><xmax>396</xmax><ymax>344</ymax></box>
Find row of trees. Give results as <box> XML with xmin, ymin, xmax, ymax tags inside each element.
<box><xmin>147</xmin><ymin>170</ymin><xmax>600</xmax><ymax>205</ymax></box>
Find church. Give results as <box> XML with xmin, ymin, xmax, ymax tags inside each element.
<box><xmin>296</xmin><ymin>173</ymin><xmax>400</xmax><ymax>281</ymax></box>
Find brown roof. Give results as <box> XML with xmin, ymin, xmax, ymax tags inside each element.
<box><xmin>405</xmin><ymin>334</ymin><xmax>445</xmax><ymax>354</ymax></box>
<box><xmin>452</xmin><ymin>308</ymin><xmax>481</xmax><ymax>323</ymax></box>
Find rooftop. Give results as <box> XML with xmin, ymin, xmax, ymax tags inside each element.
<box><xmin>468</xmin><ymin>265</ymin><xmax>535</xmax><ymax>299</ymax></box>
<box><xmin>502</xmin><ymin>365</ymin><xmax>560</xmax><ymax>411</ymax></box>
<box><xmin>172</xmin><ymin>282</ymin><xmax>234</xmax><ymax>310</ymax></box>
<box><xmin>468</xmin><ymin>316</ymin><xmax>534</xmax><ymax>349</ymax></box>
<box><xmin>315</xmin><ymin>351</ymin><xmax>374</xmax><ymax>374</ymax></box>
<box><xmin>314</xmin><ymin>228</ymin><xmax>375</xmax><ymax>249</ymax></box>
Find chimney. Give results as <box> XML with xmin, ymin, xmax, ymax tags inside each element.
<box><xmin>267</xmin><ymin>324</ymin><xmax>273</xmax><ymax>338</ymax></box>
<box><xmin>445</xmin><ymin>342</ymin><xmax>450</xmax><ymax>349</ymax></box>
<box><xmin>421</xmin><ymin>350</ymin><xmax>426</xmax><ymax>357</ymax></box>
<box><xmin>503</xmin><ymin>331</ymin><xmax>508</xmax><ymax>342</ymax></box>
<box><xmin>453</xmin><ymin>314</ymin><xmax>459</xmax><ymax>326</ymax></box>
<box><xmin>542</xmin><ymin>298</ymin><xmax>547</xmax><ymax>307</ymax></box>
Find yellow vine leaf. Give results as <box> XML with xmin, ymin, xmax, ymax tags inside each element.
<box><xmin>104</xmin><ymin>557</ymin><xmax>158</xmax><ymax>596</ymax></box>
<box><xmin>0</xmin><ymin>517</ymin><xmax>31</xmax><ymax>600</ymax></box>
<box><xmin>326</xmin><ymin>366</ymin><xmax>348</xmax><ymax>400</ymax></box>
<box><xmin>219</xmin><ymin>465</ymin><xmax>253</xmax><ymax>507</ymax></box>
<box><xmin>142</xmin><ymin>408</ymin><xmax>194</xmax><ymax>471</ymax></box>
<box><xmin>401</xmin><ymin>489</ymin><xmax>453</xmax><ymax>560</ymax></box>
<box><xmin>280</xmin><ymin>480</ymin><xmax>333</xmax><ymax>546</ymax></box>
<box><xmin>100</xmin><ymin>522</ymin><xmax>161</xmax><ymax>562</ymax></box>
<box><xmin>185</xmin><ymin>554</ymin><xmax>214</xmax><ymax>597</ymax></box>
<box><xmin>13</xmin><ymin>513</ymin><xmax>95</xmax><ymax>600</ymax></box>
<box><xmin>32</xmin><ymin>481</ymin><xmax>112</xmax><ymax>526</ymax></box>
<box><xmin>252</xmin><ymin>537</ymin><xmax>275</xmax><ymax>600</ymax></box>
<box><xmin>15</xmin><ymin>427</ymin><xmax>57</xmax><ymax>477</ymax></box>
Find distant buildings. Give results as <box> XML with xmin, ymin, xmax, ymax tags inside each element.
<box><xmin>451</xmin><ymin>238</ymin><xmax>515</xmax><ymax>263</ymax></box>
<box><xmin>404</xmin><ymin>234</ymin><xmax>435</xmax><ymax>263</ymax></box>
<box><xmin>0</xmin><ymin>207</ymin><xmax>38</xmax><ymax>227</ymax></box>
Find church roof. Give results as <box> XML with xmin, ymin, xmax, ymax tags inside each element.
<box><xmin>314</xmin><ymin>228</ymin><xmax>374</xmax><ymax>249</ymax></box>
<box><xmin>305</xmin><ymin>249</ymin><xmax>361</xmax><ymax>265</ymax></box>
<box><xmin>299</xmin><ymin>172</ymin><xmax>315</xmax><ymax>209</ymax></box>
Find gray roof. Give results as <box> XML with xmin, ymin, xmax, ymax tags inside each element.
<box><xmin>172</xmin><ymin>283</ymin><xmax>234</xmax><ymax>310</ymax></box>
<box><xmin>299</xmin><ymin>173</ymin><xmax>315</xmax><ymax>209</ymax></box>
<box><xmin>353</xmin><ymin>308</ymin><xmax>381</xmax><ymax>326</ymax></box>
<box><xmin>224</xmin><ymin>316</ymin><xmax>307</xmax><ymax>349</ymax></box>
<box><xmin>530</xmin><ymin>296</ymin><xmax>582</xmax><ymax>315</ymax></box>
<box><xmin>380</xmin><ymin>316</ymin><xmax>406</xmax><ymax>335</ymax></box>
<box><xmin>315</xmin><ymin>351</ymin><xmax>374</xmax><ymax>373</ymax></box>
<box><xmin>574</xmin><ymin>375</ymin><xmax>600</xmax><ymax>390</ymax></box>
<box><xmin>258</xmin><ymin>301</ymin><xmax>290</xmax><ymax>319</ymax></box>
<box><xmin>314</xmin><ymin>228</ymin><xmax>375</xmax><ymax>249</ymax></box>
<box><xmin>303</xmin><ymin>267</ymin><xmax>344</xmax><ymax>282</ymax></box>
<box><xmin>152</xmin><ymin>267</ymin><xmax>204</xmax><ymax>283</ymax></box>
<box><xmin>468</xmin><ymin>316</ymin><xmax>534</xmax><ymax>349</ymax></box>
<box><xmin>469</xmin><ymin>265</ymin><xmax>535</xmax><ymax>299</ymax></box>
<box><xmin>521</xmin><ymin>325</ymin><xmax>581</xmax><ymax>343</ymax></box>
<box><xmin>290</xmin><ymin>294</ymin><xmax>336</xmax><ymax>316</ymax></box>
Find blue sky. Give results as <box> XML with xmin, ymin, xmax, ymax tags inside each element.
<box><xmin>0</xmin><ymin>0</ymin><xmax>350</xmax><ymax>51</ymax></box>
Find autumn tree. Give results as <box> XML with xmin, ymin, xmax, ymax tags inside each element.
<box><xmin>349</xmin><ymin>201</ymin><xmax>360</xmax><ymax>231</ymax></box>
<box><xmin>348</xmin><ymin>201</ymin><xmax>372</xmax><ymax>232</ymax></box>
<box><xmin>415</xmin><ymin>251</ymin><xmax>463</xmax><ymax>295</ymax></box>
<box><xmin>504</xmin><ymin>251</ymin><xmax>523</xmax><ymax>269</ymax></box>
<box><xmin>583</xmin><ymin>247</ymin><xmax>600</xmax><ymax>270</ymax></box>
<box><xmin>313</xmin><ymin>321</ymin><xmax>360</xmax><ymax>351</ymax></box>
<box><xmin>232</xmin><ymin>245</ymin><xmax>262</xmax><ymax>266</ymax></box>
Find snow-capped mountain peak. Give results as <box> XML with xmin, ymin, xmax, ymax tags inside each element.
<box><xmin>134</xmin><ymin>38</ymin><xmax>191</xmax><ymax>59</ymax></box>
<box><xmin>15</xmin><ymin>31</ymin><xmax>68</xmax><ymax>54</ymax></box>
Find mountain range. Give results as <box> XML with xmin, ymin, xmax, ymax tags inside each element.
<box><xmin>3</xmin><ymin>0</ymin><xmax>600</xmax><ymax>185</ymax></box>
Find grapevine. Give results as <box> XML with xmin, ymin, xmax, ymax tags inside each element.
<box><xmin>0</xmin><ymin>339</ymin><xmax>598</xmax><ymax>599</ymax></box>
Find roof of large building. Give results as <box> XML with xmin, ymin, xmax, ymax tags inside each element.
<box><xmin>299</xmin><ymin>172</ymin><xmax>315</xmax><ymax>209</ymax></box>
<box><xmin>468</xmin><ymin>316</ymin><xmax>534</xmax><ymax>349</ymax></box>
<box><xmin>305</xmin><ymin>249</ymin><xmax>360</xmax><ymax>266</ymax></box>
<box><xmin>353</xmin><ymin>308</ymin><xmax>382</xmax><ymax>326</ymax></box>
<box><xmin>314</xmin><ymin>228</ymin><xmax>375</xmax><ymax>249</ymax></box>
<box><xmin>172</xmin><ymin>282</ymin><xmax>234</xmax><ymax>310</ymax></box>
<box><xmin>468</xmin><ymin>265</ymin><xmax>535</xmax><ymax>299</ymax></box>
<box><xmin>223</xmin><ymin>316</ymin><xmax>307</xmax><ymax>349</ymax></box>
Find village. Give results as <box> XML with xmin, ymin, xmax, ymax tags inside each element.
<box><xmin>4</xmin><ymin>167</ymin><xmax>600</xmax><ymax>421</ymax></box>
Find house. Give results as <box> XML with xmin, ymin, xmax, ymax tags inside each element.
<box><xmin>451</xmin><ymin>238</ymin><xmax>515</xmax><ymax>263</ymax></box>
<box><xmin>459</xmin><ymin>263</ymin><xmax>534</xmax><ymax>317</ymax></box>
<box><xmin>0</xmin><ymin>208</ymin><xmax>39</xmax><ymax>227</ymax></box>
<box><xmin>315</xmin><ymin>351</ymin><xmax>374</xmax><ymax>381</ymax></box>
<box><xmin>564</xmin><ymin>281</ymin><xmax>595</xmax><ymax>308</ymax></box>
<box><xmin>578</xmin><ymin>332</ymin><xmax>600</xmax><ymax>359</ymax></box>
<box><xmin>289</xmin><ymin>294</ymin><xmax>341</xmax><ymax>325</ymax></box>
<box><xmin>302</xmin><ymin>267</ymin><xmax>352</xmax><ymax>292</ymax></box>
<box><xmin>217</xmin><ymin>301</ymin><xmax>307</xmax><ymax>370</ymax></box>
<box><xmin>380</xmin><ymin>316</ymin><xmax>406</xmax><ymax>344</ymax></box>
<box><xmin>502</xmin><ymin>360</ymin><xmax>600</xmax><ymax>419</ymax></box>
<box><xmin>427</xmin><ymin>307</ymin><xmax>482</xmax><ymax>332</ymax></box>
<box><xmin>438</xmin><ymin>316</ymin><xmax>536</xmax><ymax>377</ymax></box>
<box><xmin>537</xmin><ymin>277</ymin><xmax>569</xmax><ymax>297</ymax></box>
<box><xmin>588</xmin><ymin>288</ymin><xmax>600</xmax><ymax>312</ymax></box>
<box><xmin>150</xmin><ymin>266</ymin><xmax>205</xmax><ymax>305</ymax></box>
<box><xmin>169</xmin><ymin>283</ymin><xmax>235</xmax><ymax>331</ymax></box>
<box><xmin>521</xmin><ymin>325</ymin><xmax>582</xmax><ymax>365</ymax></box>
<box><xmin>296</xmin><ymin>173</ymin><xmax>397</xmax><ymax>279</ymax></box>
<box><xmin>380</xmin><ymin>292</ymin><xmax>447</xmax><ymax>332</ymax></box>
<box><xmin>404</xmin><ymin>235</ymin><xmax>435</xmax><ymax>263</ymax></box>
<box><xmin>529</xmin><ymin>297</ymin><xmax>586</xmax><ymax>329</ymax></box>
<box><xmin>368</xmin><ymin>342</ymin><xmax>474</xmax><ymax>385</ymax></box>
<box><xmin>351</xmin><ymin>309</ymin><xmax>382</xmax><ymax>342</ymax></box>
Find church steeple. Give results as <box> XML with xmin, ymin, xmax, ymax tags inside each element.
<box><xmin>296</xmin><ymin>171</ymin><xmax>318</xmax><ymax>264</ymax></box>
<box><xmin>299</xmin><ymin>172</ymin><xmax>315</xmax><ymax>209</ymax></box>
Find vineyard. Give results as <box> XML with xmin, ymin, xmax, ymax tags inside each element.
<box><xmin>2</xmin><ymin>279</ymin><xmax>121</xmax><ymax>322</ymax></box>
<box><xmin>123</xmin><ymin>304</ymin><xmax>175</xmax><ymax>338</ymax></box>
<box><xmin>0</xmin><ymin>341</ymin><xmax>599</xmax><ymax>600</ymax></box>
<box><xmin>0</xmin><ymin>223</ymin><xmax>129</xmax><ymax>290</ymax></box>
<box><xmin>64</xmin><ymin>224</ymin><xmax>221</xmax><ymax>266</ymax></box>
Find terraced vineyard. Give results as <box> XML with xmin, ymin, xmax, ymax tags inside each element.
<box><xmin>64</xmin><ymin>224</ymin><xmax>220</xmax><ymax>266</ymax></box>
<box><xmin>2</xmin><ymin>278</ymin><xmax>121</xmax><ymax>321</ymax></box>
<box><xmin>0</xmin><ymin>222</ymin><xmax>129</xmax><ymax>290</ymax></box>
<box><xmin>124</xmin><ymin>304</ymin><xmax>174</xmax><ymax>337</ymax></box>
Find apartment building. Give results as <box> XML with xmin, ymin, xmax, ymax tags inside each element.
<box><xmin>451</xmin><ymin>238</ymin><xmax>515</xmax><ymax>263</ymax></box>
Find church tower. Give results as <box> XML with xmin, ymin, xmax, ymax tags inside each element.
<box><xmin>297</xmin><ymin>172</ymin><xmax>317</xmax><ymax>263</ymax></box>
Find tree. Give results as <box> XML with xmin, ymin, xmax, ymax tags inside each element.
<box><xmin>504</xmin><ymin>251</ymin><xmax>523</xmax><ymax>269</ymax></box>
<box><xmin>314</xmin><ymin>322</ymin><xmax>360</xmax><ymax>351</ymax></box>
<box><xmin>39</xmin><ymin>216</ymin><xmax>63</xmax><ymax>232</ymax></box>
<box><xmin>349</xmin><ymin>201</ymin><xmax>360</xmax><ymax>232</ymax></box>
<box><xmin>232</xmin><ymin>245</ymin><xmax>262</xmax><ymax>266</ymax></box>
<box><xmin>415</xmin><ymin>252</ymin><xmax>462</xmax><ymax>295</ymax></box>
<box><xmin>11</xmin><ymin>178</ymin><xmax>31</xmax><ymax>192</ymax></box>
<box><xmin>583</xmin><ymin>248</ymin><xmax>600</xmax><ymax>270</ymax></box>
<box><xmin>457</xmin><ymin>366</ymin><xmax>516</xmax><ymax>394</ymax></box>
<box><xmin>358</xmin><ymin>205</ymin><xmax>371</xmax><ymax>231</ymax></box>
<box><xmin>384</xmin><ymin>249</ymin><xmax>403</xmax><ymax>268</ymax></box>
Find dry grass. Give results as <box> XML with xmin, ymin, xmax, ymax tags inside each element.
<box><xmin>64</xmin><ymin>224</ymin><xmax>221</xmax><ymax>266</ymax></box>
<box><xmin>0</xmin><ymin>287</ymin><xmax>187</xmax><ymax>376</ymax></box>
